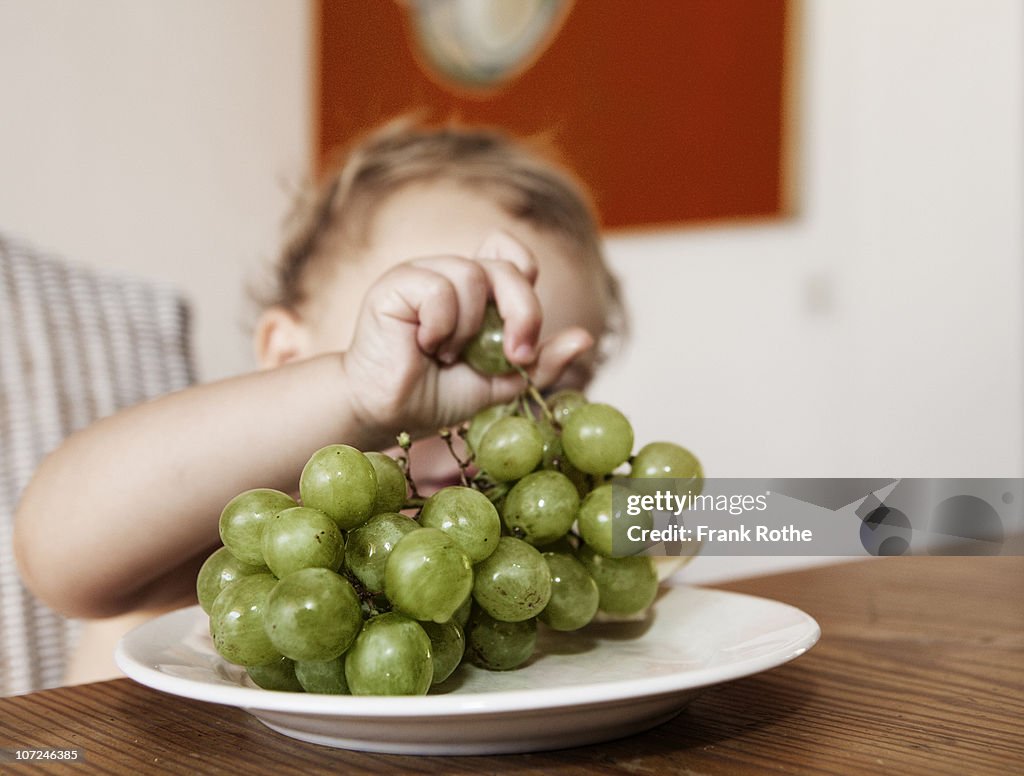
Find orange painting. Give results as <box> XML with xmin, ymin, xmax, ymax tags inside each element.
<box><xmin>317</xmin><ymin>1</ymin><xmax>792</xmax><ymax>230</ymax></box>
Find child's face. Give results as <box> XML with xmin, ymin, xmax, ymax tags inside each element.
<box><xmin>285</xmin><ymin>179</ymin><xmax>611</xmax><ymax>490</ymax></box>
<box><xmin>304</xmin><ymin>179</ymin><xmax>609</xmax><ymax>361</ymax></box>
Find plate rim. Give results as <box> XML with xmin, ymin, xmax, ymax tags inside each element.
<box><xmin>115</xmin><ymin>585</ymin><xmax>820</xmax><ymax>718</ymax></box>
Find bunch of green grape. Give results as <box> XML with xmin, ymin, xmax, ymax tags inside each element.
<box><xmin>198</xmin><ymin>310</ymin><xmax>702</xmax><ymax>696</ymax></box>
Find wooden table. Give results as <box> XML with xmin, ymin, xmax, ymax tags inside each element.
<box><xmin>2</xmin><ymin>555</ymin><xmax>1021</xmax><ymax>775</ymax></box>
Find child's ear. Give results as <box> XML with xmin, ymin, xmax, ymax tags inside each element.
<box><xmin>254</xmin><ymin>306</ymin><xmax>312</xmax><ymax>368</ymax></box>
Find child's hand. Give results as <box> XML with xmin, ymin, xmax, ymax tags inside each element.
<box><xmin>339</xmin><ymin>231</ymin><xmax>594</xmax><ymax>438</ymax></box>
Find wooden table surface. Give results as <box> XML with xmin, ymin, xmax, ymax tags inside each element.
<box><xmin>1</xmin><ymin>555</ymin><xmax>1021</xmax><ymax>775</ymax></box>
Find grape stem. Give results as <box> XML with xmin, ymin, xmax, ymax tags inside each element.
<box><xmin>395</xmin><ymin>431</ymin><xmax>422</xmax><ymax>501</ymax></box>
<box><xmin>438</xmin><ymin>427</ymin><xmax>472</xmax><ymax>487</ymax></box>
<box><xmin>394</xmin><ymin>371</ymin><xmax>557</xmax><ymax>506</ymax></box>
<box><xmin>342</xmin><ymin>569</ymin><xmax>392</xmax><ymax>617</ymax></box>
<box><xmin>513</xmin><ymin>365</ymin><xmax>557</xmax><ymax>426</ymax></box>
<box><xmin>481</xmin><ymin>480</ymin><xmax>511</xmax><ymax>504</ymax></box>
<box><xmin>516</xmin><ymin>392</ymin><xmax>531</xmax><ymax>419</ymax></box>
<box><xmin>455</xmin><ymin>423</ymin><xmax>472</xmax><ymax>454</ymax></box>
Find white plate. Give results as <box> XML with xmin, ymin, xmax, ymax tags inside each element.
<box><xmin>115</xmin><ymin>585</ymin><xmax>819</xmax><ymax>755</ymax></box>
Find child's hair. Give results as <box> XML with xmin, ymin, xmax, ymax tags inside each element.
<box><xmin>266</xmin><ymin>117</ymin><xmax>626</xmax><ymax>354</ymax></box>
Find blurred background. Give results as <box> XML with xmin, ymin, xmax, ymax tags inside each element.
<box><xmin>1</xmin><ymin>0</ymin><xmax>1021</xmax><ymax>583</ymax></box>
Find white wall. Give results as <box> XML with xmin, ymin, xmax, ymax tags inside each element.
<box><xmin>590</xmin><ymin>0</ymin><xmax>1024</xmax><ymax>582</ymax></box>
<box><xmin>2</xmin><ymin>1</ymin><xmax>1020</xmax><ymax>584</ymax></box>
<box><xmin>0</xmin><ymin>0</ymin><xmax>311</xmax><ymax>381</ymax></box>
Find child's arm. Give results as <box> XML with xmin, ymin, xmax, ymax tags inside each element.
<box><xmin>13</xmin><ymin>242</ymin><xmax>593</xmax><ymax>619</ymax></box>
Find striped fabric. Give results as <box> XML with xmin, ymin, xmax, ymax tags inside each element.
<box><xmin>0</xmin><ymin>234</ymin><xmax>195</xmax><ymax>696</ymax></box>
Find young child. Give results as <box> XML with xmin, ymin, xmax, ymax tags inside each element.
<box><xmin>13</xmin><ymin>119</ymin><xmax>624</xmax><ymax>684</ymax></box>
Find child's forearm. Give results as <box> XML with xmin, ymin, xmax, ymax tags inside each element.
<box><xmin>13</xmin><ymin>353</ymin><xmax>384</xmax><ymax>619</ymax></box>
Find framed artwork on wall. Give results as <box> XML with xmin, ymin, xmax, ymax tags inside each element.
<box><xmin>317</xmin><ymin>0</ymin><xmax>793</xmax><ymax>231</ymax></box>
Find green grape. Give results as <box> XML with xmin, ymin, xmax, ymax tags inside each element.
<box><xmin>465</xmin><ymin>403</ymin><xmax>513</xmax><ymax>455</ymax></box>
<box><xmin>345</xmin><ymin>612</ymin><xmax>433</xmax><ymax>695</ymax></box>
<box><xmin>472</xmin><ymin>536</ymin><xmax>551</xmax><ymax>622</ymax></box>
<box><xmin>539</xmin><ymin>552</ymin><xmax>599</xmax><ymax>631</ymax></box>
<box><xmin>481</xmin><ymin>479</ymin><xmax>513</xmax><ymax>516</ymax></box>
<box><xmin>366</xmin><ymin>451</ymin><xmax>408</xmax><ymax>514</ymax></box>
<box><xmin>577</xmin><ymin>544</ymin><xmax>659</xmax><ymax>616</ymax></box>
<box><xmin>200</xmin><ymin>387</ymin><xmax>681</xmax><ymax>685</ymax></box>
<box><xmin>295</xmin><ymin>657</ymin><xmax>349</xmax><ymax>695</ymax></box>
<box><xmin>561</xmin><ymin>403</ymin><xmax>634</xmax><ymax>475</ymax></box>
<box><xmin>536</xmin><ymin>420</ymin><xmax>590</xmax><ymax>497</ymax></box>
<box><xmin>420</xmin><ymin>485</ymin><xmax>501</xmax><ymax>563</ymax></box>
<box><xmin>420</xmin><ymin>619</ymin><xmax>465</xmax><ymax>685</ymax></box>
<box><xmin>547</xmin><ymin>389</ymin><xmax>587</xmax><ymax>424</ymax></box>
<box><xmin>264</xmin><ymin>568</ymin><xmax>362</xmax><ymax>661</ymax></box>
<box><xmin>343</xmin><ymin>512</ymin><xmax>418</xmax><ymax>592</ymax></box>
<box><xmin>452</xmin><ymin>594</ymin><xmax>473</xmax><ymax>629</ymax></box>
<box><xmin>219</xmin><ymin>489</ymin><xmax>297</xmax><ymax>566</ymax></box>
<box><xmin>536</xmin><ymin>417</ymin><xmax>560</xmax><ymax>468</ymax></box>
<box><xmin>578</xmin><ymin>483</ymin><xmax>653</xmax><ymax>558</ymax></box>
<box><xmin>299</xmin><ymin>444</ymin><xmax>378</xmax><ymax>530</ymax></box>
<box><xmin>631</xmin><ymin>441</ymin><xmax>704</xmax><ymax>494</ymax></box>
<box><xmin>535</xmin><ymin>533</ymin><xmax>578</xmax><ymax>555</ymax></box>
<box><xmin>210</xmin><ymin>573</ymin><xmax>281</xmax><ymax>666</ymax></box>
<box><xmin>462</xmin><ymin>302</ymin><xmax>514</xmax><ymax>376</ymax></box>
<box><xmin>475</xmin><ymin>416</ymin><xmax>544</xmax><ymax>482</ymax></box>
<box><xmin>261</xmin><ymin>506</ymin><xmax>344</xmax><ymax>578</ymax></box>
<box><xmin>501</xmin><ymin>470</ymin><xmax>580</xmax><ymax>546</ymax></box>
<box><xmin>384</xmin><ymin>527</ymin><xmax>473</xmax><ymax>623</ymax></box>
<box><xmin>196</xmin><ymin>546</ymin><xmax>268</xmax><ymax>615</ymax></box>
<box><xmin>246</xmin><ymin>657</ymin><xmax>304</xmax><ymax>692</ymax></box>
<box><xmin>465</xmin><ymin>608</ymin><xmax>537</xmax><ymax>671</ymax></box>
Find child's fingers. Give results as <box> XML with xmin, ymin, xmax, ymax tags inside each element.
<box><xmin>368</xmin><ymin>265</ymin><xmax>460</xmax><ymax>355</ymax></box>
<box><xmin>526</xmin><ymin>327</ymin><xmax>596</xmax><ymax>389</ymax></box>
<box><xmin>474</xmin><ymin>230</ymin><xmax>539</xmax><ymax>285</ymax></box>
<box><xmin>411</xmin><ymin>273</ymin><xmax>460</xmax><ymax>356</ymax></box>
<box><xmin>407</xmin><ymin>256</ymin><xmax>490</xmax><ymax>363</ymax></box>
<box><xmin>479</xmin><ymin>258</ymin><xmax>543</xmax><ymax>365</ymax></box>
<box><xmin>368</xmin><ymin>248</ymin><xmax>545</xmax><ymax>368</ymax></box>
<box><xmin>475</xmin><ymin>231</ymin><xmax>542</xmax><ymax>364</ymax></box>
